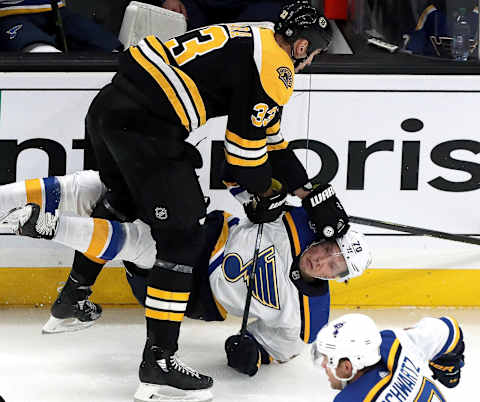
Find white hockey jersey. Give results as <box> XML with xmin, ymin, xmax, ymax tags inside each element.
<box><xmin>208</xmin><ymin>206</ymin><xmax>331</xmax><ymax>363</ymax></box>
<box><xmin>0</xmin><ymin>171</ymin><xmax>330</xmax><ymax>363</ymax></box>
<box><xmin>334</xmin><ymin>316</ymin><xmax>461</xmax><ymax>401</ymax></box>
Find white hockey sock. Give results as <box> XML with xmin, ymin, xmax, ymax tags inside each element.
<box><xmin>54</xmin><ymin>216</ymin><xmax>156</xmax><ymax>268</ymax></box>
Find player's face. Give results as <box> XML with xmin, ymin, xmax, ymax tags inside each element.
<box><xmin>320</xmin><ymin>355</ymin><xmax>350</xmax><ymax>390</ymax></box>
<box><xmin>299</xmin><ymin>241</ymin><xmax>348</xmax><ymax>280</ymax></box>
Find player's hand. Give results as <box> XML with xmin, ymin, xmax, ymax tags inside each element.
<box><xmin>244</xmin><ymin>179</ymin><xmax>287</xmax><ymax>224</ymax></box>
<box><xmin>225</xmin><ymin>334</ymin><xmax>263</xmax><ymax>376</ymax></box>
<box><xmin>429</xmin><ymin>331</ymin><xmax>465</xmax><ymax>388</ymax></box>
<box><xmin>162</xmin><ymin>0</ymin><xmax>187</xmax><ymax>18</ymax></box>
<box><xmin>301</xmin><ymin>183</ymin><xmax>349</xmax><ymax>239</ymax></box>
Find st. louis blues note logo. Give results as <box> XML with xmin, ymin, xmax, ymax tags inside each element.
<box><xmin>6</xmin><ymin>24</ymin><xmax>22</xmax><ymax>39</ymax></box>
<box><xmin>277</xmin><ymin>66</ymin><xmax>293</xmax><ymax>89</ymax></box>
<box><xmin>333</xmin><ymin>322</ymin><xmax>345</xmax><ymax>337</ymax></box>
<box><xmin>222</xmin><ymin>246</ymin><xmax>280</xmax><ymax>309</ymax></box>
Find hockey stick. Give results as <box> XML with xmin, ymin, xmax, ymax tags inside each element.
<box><xmin>240</xmin><ymin>222</ymin><xmax>264</xmax><ymax>336</ymax></box>
<box><xmin>367</xmin><ymin>36</ymin><xmax>412</xmax><ymax>54</ymax></box>
<box><xmin>350</xmin><ymin>216</ymin><xmax>480</xmax><ymax>246</ymax></box>
<box><xmin>50</xmin><ymin>0</ymin><xmax>68</xmax><ymax>52</ymax></box>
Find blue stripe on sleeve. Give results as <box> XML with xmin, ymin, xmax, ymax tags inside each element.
<box><xmin>435</xmin><ymin>317</ymin><xmax>456</xmax><ymax>358</ymax></box>
<box><xmin>100</xmin><ymin>221</ymin><xmax>126</xmax><ymax>261</ymax></box>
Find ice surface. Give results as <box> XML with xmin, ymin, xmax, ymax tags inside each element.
<box><xmin>0</xmin><ymin>308</ymin><xmax>477</xmax><ymax>402</ymax></box>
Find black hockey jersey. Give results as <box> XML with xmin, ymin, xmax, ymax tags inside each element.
<box><xmin>117</xmin><ymin>24</ymin><xmax>297</xmax><ymax>194</ymax></box>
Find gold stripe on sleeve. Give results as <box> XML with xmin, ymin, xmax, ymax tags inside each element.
<box><xmin>85</xmin><ymin>219</ymin><xmax>109</xmax><ymax>261</ymax></box>
<box><xmin>129</xmin><ymin>47</ymin><xmax>190</xmax><ymax>131</ymax></box>
<box><xmin>25</xmin><ymin>179</ymin><xmax>42</xmax><ymax>207</ymax></box>
<box><xmin>145</xmin><ymin>36</ymin><xmax>170</xmax><ymax>64</ymax></box>
<box><xmin>173</xmin><ymin>67</ymin><xmax>207</xmax><ymax>126</ymax></box>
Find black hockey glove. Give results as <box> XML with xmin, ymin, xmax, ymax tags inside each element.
<box><xmin>429</xmin><ymin>330</ymin><xmax>465</xmax><ymax>388</ymax></box>
<box><xmin>301</xmin><ymin>184</ymin><xmax>349</xmax><ymax>239</ymax></box>
<box><xmin>244</xmin><ymin>179</ymin><xmax>287</xmax><ymax>224</ymax></box>
<box><xmin>225</xmin><ymin>334</ymin><xmax>270</xmax><ymax>376</ymax></box>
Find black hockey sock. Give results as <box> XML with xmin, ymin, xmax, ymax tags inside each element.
<box><xmin>70</xmin><ymin>251</ymin><xmax>105</xmax><ymax>287</ymax></box>
<box><xmin>70</xmin><ymin>191</ymin><xmax>136</xmax><ymax>287</ymax></box>
<box><xmin>145</xmin><ymin>265</ymin><xmax>193</xmax><ymax>353</ymax></box>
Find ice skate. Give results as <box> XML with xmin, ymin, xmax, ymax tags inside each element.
<box><xmin>134</xmin><ymin>343</ymin><xmax>213</xmax><ymax>402</ymax></box>
<box><xmin>0</xmin><ymin>203</ymin><xmax>57</xmax><ymax>239</ymax></box>
<box><xmin>42</xmin><ymin>276</ymin><xmax>102</xmax><ymax>334</ymax></box>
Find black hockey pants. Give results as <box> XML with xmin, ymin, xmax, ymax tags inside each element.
<box><xmin>86</xmin><ymin>82</ymin><xmax>208</xmax><ymax>352</ymax></box>
<box><xmin>86</xmin><ymin>83</ymin><xmax>207</xmax><ymax>267</ymax></box>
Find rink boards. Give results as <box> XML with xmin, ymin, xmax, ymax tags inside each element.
<box><xmin>0</xmin><ymin>72</ymin><xmax>478</xmax><ymax>307</ymax></box>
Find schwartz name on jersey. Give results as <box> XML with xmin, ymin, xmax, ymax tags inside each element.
<box><xmin>335</xmin><ymin>316</ymin><xmax>462</xmax><ymax>402</ymax></box>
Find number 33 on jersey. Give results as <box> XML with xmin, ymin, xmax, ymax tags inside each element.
<box><xmin>118</xmin><ymin>23</ymin><xmax>294</xmax><ymax>190</ymax></box>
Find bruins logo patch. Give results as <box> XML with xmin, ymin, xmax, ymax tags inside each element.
<box><xmin>277</xmin><ymin>66</ymin><xmax>293</xmax><ymax>89</ymax></box>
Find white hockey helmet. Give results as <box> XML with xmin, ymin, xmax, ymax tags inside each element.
<box><xmin>312</xmin><ymin>314</ymin><xmax>382</xmax><ymax>381</ymax></box>
<box><xmin>335</xmin><ymin>229</ymin><xmax>372</xmax><ymax>282</ymax></box>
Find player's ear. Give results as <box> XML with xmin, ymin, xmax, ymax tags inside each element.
<box><xmin>339</xmin><ymin>359</ymin><xmax>353</xmax><ymax>377</ymax></box>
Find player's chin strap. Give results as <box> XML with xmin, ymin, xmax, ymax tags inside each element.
<box><xmin>332</xmin><ymin>366</ymin><xmax>357</xmax><ymax>389</ymax></box>
<box><xmin>291</xmin><ymin>48</ymin><xmax>307</xmax><ymax>67</ymax></box>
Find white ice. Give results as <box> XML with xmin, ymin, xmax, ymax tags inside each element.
<box><xmin>0</xmin><ymin>308</ymin><xmax>477</xmax><ymax>402</ymax></box>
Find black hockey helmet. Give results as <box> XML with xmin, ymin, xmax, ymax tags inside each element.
<box><xmin>274</xmin><ymin>1</ymin><xmax>333</xmax><ymax>55</ymax></box>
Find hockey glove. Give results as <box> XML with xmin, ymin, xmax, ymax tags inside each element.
<box><xmin>244</xmin><ymin>179</ymin><xmax>287</xmax><ymax>224</ymax></box>
<box><xmin>225</xmin><ymin>334</ymin><xmax>270</xmax><ymax>376</ymax></box>
<box><xmin>429</xmin><ymin>329</ymin><xmax>465</xmax><ymax>388</ymax></box>
<box><xmin>301</xmin><ymin>184</ymin><xmax>349</xmax><ymax>239</ymax></box>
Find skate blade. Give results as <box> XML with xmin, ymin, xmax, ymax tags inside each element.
<box><xmin>133</xmin><ymin>383</ymin><xmax>213</xmax><ymax>402</ymax></box>
<box><xmin>41</xmin><ymin>315</ymin><xmax>97</xmax><ymax>334</ymax></box>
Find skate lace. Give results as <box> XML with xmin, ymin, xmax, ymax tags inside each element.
<box><xmin>36</xmin><ymin>211</ymin><xmax>57</xmax><ymax>237</ymax></box>
<box><xmin>169</xmin><ymin>356</ymin><xmax>201</xmax><ymax>379</ymax></box>
<box><xmin>77</xmin><ymin>299</ymin><xmax>97</xmax><ymax>313</ymax></box>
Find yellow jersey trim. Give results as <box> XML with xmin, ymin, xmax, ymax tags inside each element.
<box><xmin>267</xmin><ymin>141</ymin><xmax>289</xmax><ymax>151</ymax></box>
<box><xmin>284</xmin><ymin>212</ymin><xmax>301</xmax><ymax>255</ymax></box>
<box><xmin>266</xmin><ymin>121</ymin><xmax>280</xmax><ymax>135</ymax></box>
<box><xmin>445</xmin><ymin>317</ymin><xmax>461</xmax><ymax>354</ymax></box>
<box><xmin>225</xmin><ymin>152</ymin><xmax>268</xmax><ymax>167</ymax></box>
<box><xmin>0</xmin><ymin>3</ymin><xmax>65</xmax><ymax>18</ymax></box>
<box><xmin>364</xmin><ymin>338</ymin><xmax>400</xmax><ymax>402</ymax></box>
<box><xmin>173</xmin><ymin>66</ymin><xmax>207</xmax><ymax>127</ymax></box>
<box><xmin>145</xmin><ymin>35</ymin><xmax>170</xmax><ymax>64</ymax></box>
<box><xmin>129</xmin><ymin>46</ymin><xmax>190</xmax><ymax>131</ymax></box>
<box><xmin>226</xmin><ymin>129</ymin><xmax>267</xmax><ymax>149</ymax></box>
<box><xmin>254</xmin><ymin>28</ymin><xmax>294</xmax><ymax>106</ymax></box>
<box><xmin>302</xmin><ymin>295</ymin><xmax>310</xmax><ymax>343</ymax></box>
